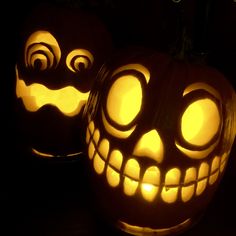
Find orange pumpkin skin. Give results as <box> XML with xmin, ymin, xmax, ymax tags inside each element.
<box><xmin>15</xmin><ymin>4</ymin><xmax>113</xmax><ymax>158</ymax></box>
<box><xmin>83</xmin><ymin>48</ymin><xmax>236</xmax><ymax>235</ymax></box>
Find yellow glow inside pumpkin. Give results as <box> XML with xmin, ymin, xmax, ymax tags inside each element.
<box><xmin>181</xmin><ymin>167</ymin><xmax>197</xmax><ymax>202</ymax></box>
<box><xmin>66</xmin><ymin>49</ymin><xmax>94</xmax><ymax>72</ymax></box>
<box><xmin>98</xmin><ymin>139</ymin><xmax>109</xmax><ymax>160</ymax></box>
<box><xmin>93</xmin><ymin>153</ymin><xmax>105</xmax><ymax>174</ymax></box>
<box><xmin>124</xmin><ymin>158</ymin><xmax>140</xmax><ymax>180</ymax></box>
<box><xmin>133</xmin><ymin>130</ymin><xmax>164</xmax><ymax>163</ymax></box>
<box><xmin>196</xmin><ymin>162</ymin><xmax>209</xmax><ymax>195</ymax></box>
<box><xmin>87</xmin><ymin>119</ymin><xmax>230</xmax><ymax>204</ymax></box>
<box><xmin>30</xmin><ymin>52</ymin><xmax>49</xmax><ymax>70</ymax></box>
<box><xmin>123</xmin><ymin>158</ymin><xmax>140</xmax><ymax>196</ymax></box>
<box><xmin>106</xmin><ymin>75</ymin><xmax>142</xmax><ymax>126</ymax></box>
<box><xmin>141</xmin><ymin>166</ymin><xmax>160</xmax><ymax>202</ymax></box>
<box><xmin>109</xmin><ymin>150</ymin><xmax>123</xmax><ymax>170</ymax></box>
<box><xmin>112</xmin><ymin>64</ymin><xmax>150</xmax><ymax>83</ymax></box>
<box><xmin>181</xmin><ymin>98</ymin><xmax>220</xmax><ymax>146</ymax></box>
<box><xmin>16</xmin><ymin>67</ymin><xmax>89</xmax><ymax>116</ymax></box>
<box><xmin>102</xmin><ymin>110</ymin><xmax>136</xmax><ymax>139</ymax></box>
<box><xmin>175</xmin><ymin>141</ymin><xmax>218</xmax><ymax>159</ymax></box>
<box><xmin>209</xmin><ymin>156</ymin><xmax>220</xmax><ymax>185</ymax></box>
<box><xmin>106</xmin><ymin>149</ymin><xmax>123</xmax><ymax>187</ymax></box>
<box><xmin>106</xmin><ymin>166</ymin><xmax>120</xmax><ymax>187</ymax></box>
<box><xmin>25</xmin><ymin>31</ymin><xmax>61</xmax><ymax>69</ymax></box>
<box><xmin>161</xmin><ymin>168</ymin><xmax>181</xmax><ymax>203</ymax></box>
<box><xmin>123</xmin><ymin>177</ymin><xmax>139</xmax><ymax>196</ymax></box>
<box><xmin>119</xmin><ymin>218</ymin><xmax>191</xmax><ymax>236</ymax></box>
<box><xmin>32</xmin><ymin>148</ymin><xmax>82</xmax><ymax>158</ymax></box>
<box><xmin>183</xmin><ymin>82</ymin><xmax>220</xmax><ymax>100</ymax></box>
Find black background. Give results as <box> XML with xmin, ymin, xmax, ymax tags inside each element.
<box><xmin>1</xmin><ymin>0</ymin><xmax>236</xmax><ymax>235</ymax></box>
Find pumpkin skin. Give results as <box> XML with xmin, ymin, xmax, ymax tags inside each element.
<box><xmin>83</xmin><ymin>49</ymin><xmax>236</xmax><ymax>235</ymax></box>
<box><xmin>15</xmin><ymin>4</ymin><xmax>113</xmax><ymax>158</ymax></box>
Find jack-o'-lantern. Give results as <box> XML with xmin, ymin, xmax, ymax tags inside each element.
<box><xmin>15</xmin><ymin>4</ymin><xmax>112</xmax><ymax>158</ymax></box>
<box><xmin>83</xmin><ymin>49</ymin><xmax>236</xmax><ymax>235</ymax></box>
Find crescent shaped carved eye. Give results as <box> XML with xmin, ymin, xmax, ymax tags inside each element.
<box><xmin>24</xmin><ymin>31</ymin><xmax>61</xmax><ymax>70</ymax></box>
<box><xmin>66</xmin><ymin>49</ymin><xmax>94</xmax><ymax>73</ymax></box>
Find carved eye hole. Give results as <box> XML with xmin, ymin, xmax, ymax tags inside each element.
<box><xmin>102</xmin><ymin>64</ymin><xmax>150</xmax><ymax>139</ymax></box>
<box><xmin>181</xmin><ymin>98</ymin><xmax>221</xmax><ymax>146</ymax></box>
<box><xmin>66</xmin><ymin>49</ymin><xmax>94</xmax><ymax>73</ymax></box>
<box><xmin>25</xmin><ymin>31</ymin><xmax>61</xmax><ymax>71</ymax></box>
<box><xmin>106</xmin><ymin>74</ymin><xmax>143</xmax><ymax>126</ymax></box>
<box><xmin>175</xmin><ymin>84</ymin><xmax>222</xmax><ymax>160</ymax></box>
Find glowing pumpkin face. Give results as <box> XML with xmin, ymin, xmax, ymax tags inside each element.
<box><xmin>15</xmin><ymin>5</ymin><xmax>112</xmax><ymax>158</ymax></box>
<box><xmin>83</xmin><ymin>50</ymin><xmax>236</xmax><ymax>235</ymax></box>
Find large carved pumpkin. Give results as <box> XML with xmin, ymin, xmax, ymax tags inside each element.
<box><xmin>83</xmin><ymin>48</ymin><xmax>236</xmax><ymax>235</ymax></box>
<box><xmin>15</xmin><ymin>4</ymin><xmax>113</xmax><ymax>158</ymax></box>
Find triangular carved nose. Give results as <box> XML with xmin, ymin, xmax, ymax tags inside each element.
<box><xmin>132</xmin><ymin>129</ymin><xmax>164</xmax><ymax>163</ymax></box>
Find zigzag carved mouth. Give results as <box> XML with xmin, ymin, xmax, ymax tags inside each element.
<box><xmin>86</xmin><ymin>120</ymin><xmax>228</xmax><ymax>203</ymax></box>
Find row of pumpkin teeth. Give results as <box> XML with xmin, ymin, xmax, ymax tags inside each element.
<box><xmin>86</xmin><ymin>121</ymin><xmax>228</xmax><ymax>203</ymax></box>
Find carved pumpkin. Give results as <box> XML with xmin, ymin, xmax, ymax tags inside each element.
<box><xmin>83</xmin><ymin>49</ymin><xmax>236</xmax><ymax>235</ymax></box>
<box><xmin>15</xmin><ymin>4</ymin><xmax>112</xmax><ymax>158</ymax></box>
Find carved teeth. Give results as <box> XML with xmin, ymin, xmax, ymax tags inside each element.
<box><xmin>124</xmin><ymin>158</ymin><xmax>140</xmax><ymax>180</ymax></box>
<box><xmin>88</xmin><ymin>141</ymin><xmax>95</xmax><ymax>160</ymax></box>
<box><xmin>98</xmin><ymin>139</ymin><xmax>110</xmax><ymax>161</ymax></box>
<box><xmin>181</xmin><ymin>168</ymin><xmax>197</xmax><ymax>202</ymax></box>
<box><xmin>87</xmin><ymin>120</ymin><xmax>228</xmax><ymax>203</ymax></box>
<box><xmin>209</xmin><ymin>156</ymin><xmax>220</xmax><ymax>185</ymax></box>
<box><xmin>196</xmin><ymin>162</ymin><xmax>209</xmax><ymax>196</ymax></box>
<box><xmin>106</xmin><ymin>166</ymin><xmax>120</xmax><ymax>187</ymax></box>
<box><xmin>109</xmin><ymin>150</ymin><xmax>123</xmax><ymax>171</ymax></box>
<box><xmin>93</xmin><ymin>129</ymin><xmax>100</xmax><ymax>145</ymax></box>
<box><xmin>141</xmin><ymin>166</ymin><xmax>160</xmax><ymax>202</ymax></box>
<box><xmin>165</xmin><ymin>168</ymin><xmax>181</xmax><ymax>186</ymax></box>
<box><xmin>93</xmin><ymin>153</ymin><xmax>105</xmax><ymax>174</ymax></box>
<box><xmin>220</xmin><ymin>153</ymin><xmax>228</xmax><ymax>172</ymax></box>
<box><xmin>161</xmin><ymin>168</ymin><xmax>181</xmax><ymax>203</ymax></box>
<box><xmin>124</xmin><ymin>177</ymin><xmax>139</xmax><ymax>196</ymax></box>
<box><xmin>123</xmin><ymin>159</ymin><xmax>140</xmax><ymax>196</ymax></box>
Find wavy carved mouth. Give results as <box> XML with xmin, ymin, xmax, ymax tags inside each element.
<box><xmin>15</xmin><ymin>65</ymin><xmax>89</xmax><ymax>117</ymax></box>
<box><xmin>86</xmin><ymin>120</ymin><xmax>228</xmax><ymax>203</ymax></box>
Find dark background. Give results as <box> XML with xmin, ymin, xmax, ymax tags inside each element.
<box><xmin>1</xmin><ymin>0</ymin><xmax>236</xmax><ymax>235</ymax></box>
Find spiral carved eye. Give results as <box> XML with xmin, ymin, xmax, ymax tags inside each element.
<box><xmin>66</xmin><ymin>49</ymin><xmax>94</xmax><ymax>73</ymax></box>
<box><xmin>24</xmin><ymin>31</ymin><xmax>61</xmax><ymax>70</ymax></box>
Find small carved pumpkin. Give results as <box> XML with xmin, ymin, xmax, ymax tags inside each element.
<box><xmin>15</xmin><ymin>4</ymin><xmax>112</xmax><ymax>158</ymax></box>
<box><xmin>83</xmin><ymin>49</ymin><xmax>236</xmax><ymax>235</ymax></box>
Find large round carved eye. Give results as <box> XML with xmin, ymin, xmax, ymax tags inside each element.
<box><xmin>25</xmin><ymin>31</ymin><xmax>61</xmax><ymax>71</ymax></box>
<box><xmin>181</xmin><ymin>98</ymin><xmax>220</xmax><ymax>146</ymax></box>
<box><xmin>107</xmin><ymin>75</ymin><xmax>143</xmax><ymax>126</ymax></box>
<box><xmin>66</xmin><ymin>49</ymin><xmax>94</xmax><ymax>73</ymax></box>
<box><xmin>102</xmin><ymin>64</ymin><xmax>150</xmax><ymax>139</ymax></box>
<box><xmin>175</xmin><ymin>84</ymin><xmax>222</xmax><ymax>160</ymax></box>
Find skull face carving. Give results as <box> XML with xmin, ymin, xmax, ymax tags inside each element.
<box><xmin>84</xmin><ymin>49</ymin><xmax>236</xmax><ymax>235</ymax></box>
<box><xmin>15</xmin><ymin>5</ymin><xmax>112</xmax><ymax>158</ymax></box>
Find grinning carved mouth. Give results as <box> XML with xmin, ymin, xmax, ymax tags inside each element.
<box><xmin>86</xmin><ymin>120</ymin><xmax>228</xmax><ymax>203</ymax></box>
